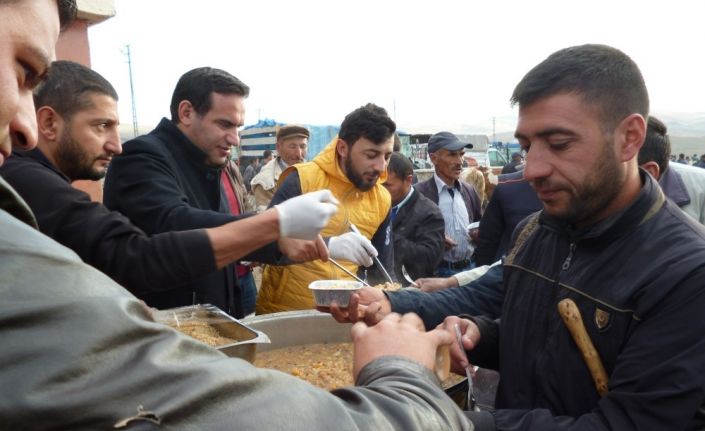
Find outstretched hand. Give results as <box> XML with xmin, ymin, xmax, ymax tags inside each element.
<box><xmin>275</xmin><ymin>189</ymin><xmax>339</xmax><ymax>240</ymax></box>
<box><xmin>318</xmin><ymin>288</ymin><xmax>390</xmax><ymax>326</ymax></box>
<box><xmin>351</xmin><ymin>312</ymin><xmax>454</xmax><ymax>381</ymax></box>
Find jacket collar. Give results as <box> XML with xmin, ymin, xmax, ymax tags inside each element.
<box><xmin>154</xmin><ymin>118</ymin><xmax>223</xmax><ymax>176</ymax></box>
<box><xmin>394</xmin><ymin>186</ymin><xmax>415</xmax><ymax>211</ymax></box>
<box><xmin>312</xmin><ymin>137</ymin><xmax>388</xmax><ymax>187</ymax></box>
<box><xmin>658</xmin><ymin>165</ymin><xmax>690</xmax><ymax>207</ymax></box>
<box><xmin>433</xmin><ymin>173</ymin><xmax>459</xmax><ymax>194</ymax></box>
<box><xmin>13</xmin><ymin>148</ymin><xmax>70</xmax><ymax>183</ymax></box>
<box><xmin>540</xmin><ymin>169</ymin><xmax>665</xmax><ymax>245</ymax></box>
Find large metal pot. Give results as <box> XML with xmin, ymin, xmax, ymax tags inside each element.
<box><xmin>243</xmin><ymin>310</ymin><xmax>498</xmax><ymax>409</ymax></box>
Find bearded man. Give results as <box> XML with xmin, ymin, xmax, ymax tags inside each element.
<box><xmin>257</xmin><ymin>103</ymin><xmax>397</xmax><ymax>313</ymax></box>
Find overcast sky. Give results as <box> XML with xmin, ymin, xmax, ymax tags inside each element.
<box><xmin>88</xmin><ymin>0</ymin><xmax>705</xmax><ymax>136</ymax></box>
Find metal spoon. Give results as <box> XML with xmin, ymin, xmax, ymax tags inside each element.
<box><xmin>454</xmin><ymin>323</ymin><xmax>477</xmax><ymax>411</ymax></box>
<box><xmin>401</xmin><ymin>265</ymin><xmax>418</xmax><ymax>288</ymax></box>
<box><xmin>329</xmin><ymin>258</ymin><xmax>371</xmax><ymax>287</ymax></box>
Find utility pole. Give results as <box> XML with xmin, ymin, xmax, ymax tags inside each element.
<box><xmin>123</xmin><ymin>44</ymin><xmax>139</xmax><ymax>138</ymax></box>
<box><xmin>492</xmin><ymin>116</ymin><xmax>496</xmax><ymax>145</ymax></box>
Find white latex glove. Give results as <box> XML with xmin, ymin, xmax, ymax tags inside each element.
<box><xmin>275</xmin><ymin>190</ymin><xmax>339</xmax><ymax>240</ymax></box>
<box><xmin>329</xmin><ymin>232</ymin><xmax>377</xmax><ymax>267</ymax></box>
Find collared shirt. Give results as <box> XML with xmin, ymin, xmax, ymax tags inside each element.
<box><xmin>391</xmin><ymin>187</ymin><xmax>414</xmax><ymax>221</ymax></box>
<box><xmin>434</xmin><ymin>173</ymin><xmax>472</xmax><ymax>262</ymax></box>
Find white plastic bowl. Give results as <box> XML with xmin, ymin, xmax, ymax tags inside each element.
<box><xmin>308</xmin><ymin>280</ymin><xmax>363</xmax><ymax>307</ymax></box>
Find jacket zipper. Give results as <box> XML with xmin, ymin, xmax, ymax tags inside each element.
<box><xmin>562</xmin><ymin>243</ymin><xmax>576</xmax><ymax>271</ymax></box>
<box><xmin>534</xmin><ymin>241</ymin><xmax>577</xmax><ymax>404</ymax></box>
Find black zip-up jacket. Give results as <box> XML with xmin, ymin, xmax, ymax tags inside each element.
<box><xmin>104</xmin><ymin>118</ymin><xmax>279</xmax><ymax>317</ymax></box>
<box><xmin>469</xmin><ymin>172</ymin><xmax>705</xmax><ymax>430</ymax></box>
<box><xmin>0</xmin><ymin>148</ymin><xmax>214</xmax><ymax>295</ymax></box>
<box><xmin>392</xmin><ymin>188</ymin><xmax>445</xmax><ymax>281</ymax></box>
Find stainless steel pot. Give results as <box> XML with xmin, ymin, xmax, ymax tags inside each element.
<box><xmin>243</xmin><ymin>310</ymin><xmax>498</xmax><ymax>409</ymax></box>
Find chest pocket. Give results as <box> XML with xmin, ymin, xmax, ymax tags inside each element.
<box><xmin>570</xmin><ymin>298</ymin><xmax>637</xmax><ymax>376</ymax></box>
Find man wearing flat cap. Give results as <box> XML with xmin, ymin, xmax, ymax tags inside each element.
<box><xmin>415</xmin><ymin>131</ymin><xmax>482</xmax><ymax>276</ymax></box>
<box><xmin>250</xmin><ymin>124</ymin><xmax>310</xmax><ymax>212</ymax></box>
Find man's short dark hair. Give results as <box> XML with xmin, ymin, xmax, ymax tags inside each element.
<box><xmin>57</xmin><ymin>0</ymin><xmax>77</xmax><ymax>29</ymax></box>
<box><xmin>34</xmin><ymin>60</ymin><xmax>118</xmax><ymax>119</ymax></box>
<box><xmin>511</xmin><ymin>44</ymin><xmax>649</xmax><ymax>133</ymax></box>
<box><xmin>170</xmin><ymin>67</ymin><xmax>249</xmax><ymax>124</ymax></box>
<box><xmin>386</xmin><ymin>152</ymin><xmax>413</xmax><ymax>180</ymax></box>
<box><xmin>638</xmin><ymin>116</ymin><xmax>671</xmax><ymax>175</ymax></box>
<box><xmin>339</xmin><ymin>103</ymin><xmax>396</xmax><ymax>147</ymax></box>
<box><xmin>263</xmin><ymin>149</ymin><xmax>272</xmax><ymax>159</ymax></box>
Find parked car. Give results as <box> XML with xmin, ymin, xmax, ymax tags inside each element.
<box><xmin>463</xmin><ymin>148</ymin><xmax>508</xmax><ymax>175</ymax></box>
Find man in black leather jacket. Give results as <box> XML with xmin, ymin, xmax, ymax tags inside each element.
<box><xmin>447</xmin><ymin>44</ymin><xmax>705</xmax><ymax>430</ymax></box>
<box><xmin>332</xmin><ymin>44</ymin><xmax>705</xmax><ymax>430</ymax></box>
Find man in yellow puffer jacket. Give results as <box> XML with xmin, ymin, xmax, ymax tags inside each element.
<box><xmin>257</xmin><ymin>104</ymin><xmax>396</xmax><ymax>314</ymax></box>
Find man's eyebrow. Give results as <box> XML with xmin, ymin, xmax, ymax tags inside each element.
<box><xmin>515</xmin><ymin>127</ymin><xmax>577</xmax><ymax>140</ymax></box>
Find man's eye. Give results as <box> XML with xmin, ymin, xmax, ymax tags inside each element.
<box><xmin>21</xmin><ymin>63</ymin><xmax>44</xmax><ymax>90</ymax></box>
<box><xmin>549</xmin><ymin>141</ymin><xmax>570</xmax><ymax>150</ymax></box>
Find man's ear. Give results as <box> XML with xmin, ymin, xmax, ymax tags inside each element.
<box><xmin>177</xmin><ymin>100</ymin><xmax>195</xmax><ymax>126</ymax></box>
<box><xmin>336</xmin><ymin>138</ymin><xmax>348</xmax><ymax>159</ymax></box>
<box><xmin>640</xmin><ymin>161</ymin><xmax>661</xmax><ymax>180</ymax></box>
<box><xmin>617</xmin><ymin>113</ymin><xmax>646</xmax><ymax>162</ymax></box>
<box><xmin>36</xmin><ymin>106</ymin><xmax>61</xmax><ymax>142</ymax></box>
<box><xmin>429</xmin><ymin>152</ymin><xmax>438</xmax><ymax>166</ymax></box>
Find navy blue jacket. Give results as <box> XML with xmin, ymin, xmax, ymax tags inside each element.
<box><xmin>387</xmin><ymin>264</ymin><xmax>505</xmax><ymax>329</ymax></box>
<box><xmin>474</xmin><ymin>171</ymin><xmax>541</xmax><ymax>265</ymax></box>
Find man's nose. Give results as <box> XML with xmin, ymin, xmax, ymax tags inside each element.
<box><xmin>226</xmin><ymin>131</ymin><xmax>240</xmax><ymax>147</ymax></box>
<box><xmin>106</xmin><ymin>129</ymin><xmax>123</xmax><ymax>155</ymax></box>
<box><xmin>373</xmin><ymin>155</ymin><xmax>387</xmax><ymax>172</ymax></box>
<box><xmin>10</xmin><ymin>90</ymin><xmax>38</xmax><ymax>151</ymax></box>
<box><xmin>522</xmin><ymin>145</ymin><xmax>551</xmax><ymax>182</ymax></box>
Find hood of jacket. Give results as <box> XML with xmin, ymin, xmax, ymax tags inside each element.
<box><xmin>311</xmin><ymin>137</ymin><xmax>388</xmax><ymax>187</ymax></box>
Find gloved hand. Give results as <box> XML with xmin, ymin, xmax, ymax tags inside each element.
<box><xmin>329</xmin><ymin>232</ymin><xmax>377</xmax><ymax>267</ymax></box>
<box><xmin>275</xmin><ymin>190</ymin><xmax>339</xmax><ymax>240</ymax></box>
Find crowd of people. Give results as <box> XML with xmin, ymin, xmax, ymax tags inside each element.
<box><xmin>1</xmin><ymin>0</ymin><xmax>705</xmax><ymax>429</ymax></box>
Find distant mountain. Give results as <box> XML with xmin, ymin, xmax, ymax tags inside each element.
<box><xmin>400</xmin><ymin>112</ymin><xmax>705</xmax><ymax>156</ymax></box>
<box><xmin>654</xmin><ymin>112</ymin><xmax>705</xmax><ymax>137</ymax></box>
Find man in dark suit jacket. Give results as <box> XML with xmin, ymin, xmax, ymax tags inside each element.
<box><xmin>415</xmin><ymin>132</ymin><xmax>482</xmax><ymax>277</ymax></box>
<box><xmin>383</xmin><ymin>153</ymin><xmax>445</xmax><ymax>282</ymax></box>
<box><xmin>474</xmin><ymin>170</ymin><xmax>542</xmax><ymax>265</ymax></box>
